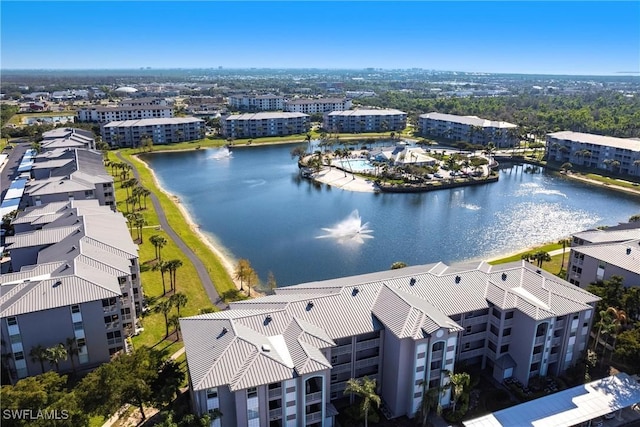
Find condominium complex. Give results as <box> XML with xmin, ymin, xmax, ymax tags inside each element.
<box><xmin>24</xmin><ymin>149</ymin><xmax>115</xmax><ymax>209</ymax></box>
<box><xmin>77</xmin><ymin>105</ymin><xmax>173</xmax><ymax>123</ymax></box>
<box><xmin>228</xmin><ymin>94</ymin><xmax>286</xmax><ymax>112</ymax></box>
<box><xmin>418</xmin><ymin>112</ymin><xmax>518</xmax><ymax>148</ymax></box>
<box><xmin>1</xmin><ymin>199</ymin><xmax>141</xmax><ymax>383</ymax></box>
<box><xmin>221</xmin><ymin>112</ymin><xmax>310</xmax><ymax>139</ymax></box>
<box><xmin>546</xmin><ymin>131</ymin><xmax>640</xmax><ymax>176</ymax></box>
<box><xmin>285</xmin><ymin>98</ymin><xmax>352</xmax><ymax>114</ymax></box>
<box><xmin>181</xmin><ymin>261</ymin><xmax>599</xmax><ymax>426</ymax></box>
<box><xmin>567</xmin><ymin>224</ymin><xmax>640</xmax><ymax>288</ymax></box>
<box><xmin>101</xmin><ymin>117</ymin><xmax>205</xmax><ymax>147</ymax></box>
<box><xmin>323</xmin><ymin>109</ymin><xmax>407</xmax><ymax>133</ymax></box>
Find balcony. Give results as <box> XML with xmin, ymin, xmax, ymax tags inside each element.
<box><xmin>305</xmin><ymin>411</ymin><xmax>322</xmax><ymax>424</ymax></box>
<box><xmin>531</xmin><ymin>353</ymin><xmax>543</xmax><ymax>364</ymax></box>
<box><xmin>461</xmin><ymin>330</ymin><xmax>487</xmax><ymax>343</ymax></box>
<box><xmin>331</xmin><ymin>363</ymin><xmax>352</xmax><ymax>374</ymax></box>
<box><xmin>552</xmin><ymin>337</ymin><xmax>562</xmax><ymax>347</ymax></box>
<box><xmin>356</xmin><ymin>338</ymin><xmax>380</xmax><ymax>351</ymax></box>
<box><xmin>269</xmin><ymin>408</ymin><xmax>282</xmax><ymax>420</ymax></box>
<box><xmin>268</xmin><ymin>387</ymin><xmax>282</xmax><ymax>399</ymax></box>
<box><xmin>104</xmin><ymin>321</ymin><xmax>120</xmax><ymax>330</ymax></box>
<box><xmin>464</xmin><ymin>315</ymin><xmax>489</xmax><ymax>326</ymax></box>
<box><xmin>332</xmin><ymin>345</ymin><xmax>352</xmax><ymax>356</ymax></box>
<box><xmin>431</xmin><ymin>350</ymin><xmax>443</xmax><ymax>360</ymax></box>
<box><xmin>555</xmin><ymin>319</ymin><xmax>566</xmax><ymax>329</ymax></box>
<box><xmin>103</xmin><ymin>304</ymin><xmax>118</xmax><ymax>313</ymax></box>
<box><xmin>459</xmin><ymin>348</ymin><xmax>485</xmax><ymax>359</ymax></box>
<box><xmin>306</xmin><ymin>391</ymin><xmax>323</xmax><ymax>404</ymax></box>
<box><xmin>534</xmin><ymin>335</ymin><xmax>545</xmax><ymax>346</ymax></box>
<box><xmin>355</xmin><ymin>356</ymin><xmax>379</xmax><ymax>369</ymax></box>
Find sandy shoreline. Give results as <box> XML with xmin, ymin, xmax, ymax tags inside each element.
<box><xmin>134</xmin><ymin>155</ymin><xmax>243</xmax><ymax>291</ymax></box>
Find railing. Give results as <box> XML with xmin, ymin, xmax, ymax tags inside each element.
<box><xmin>548</xmin><ymin>353</ymin><xmax>559</xmax><ymax>363</ymax></box>
<box><xmin>555</xmin><ymin>319</ymin><xmax>566</xmax><ymax>329</ymax></box>
<box><xmin>552</xmin><ymin>337</ymin><xmax>562</xmax><ymax>347</ymax></box>
<box><xmin>534</xmin><ymin>335</ymin><xmax>545</xmax><ymax>346</ymax></box>
<box><xmin>531</xmin><ymin>353</ymin><xmax>543</xmax><ymax>363</ymax></box>
<box><xmin>332</xmin><ymin>345</ymin><xmax>352</xmax><ymax>356</ymax></box>
<box><xmin>103</xmin><ymin>304</ymin><xmax>118</xmax><ymax>313</ymax></box>
<box><xmin>356</xmin><ymin>338</ymin><xmax>380</xmax><ymax>351</ymax></box>
<box><xmin>459</xmin><ymin>348</ymin><xmax>485</xmax><ymax>359</ymax></box>
<box><xmin>463</xmin><ymin>315</ymin><xmax>489</xmax><ymax>326</ymax></box>
<box><xmin>305</xmin><ymin>391</ymin><xmax>322</xmax><ymax>403</ymax></box>
<box><xmin>104</xmin><ymin>321</ymin><xmax>120</xmax><ymax>330</ymax></box>
<box><xmin>503</xmin><ymin>318</ymin><xmax>514</xmax><ymax>327</ymax></box>
<box><xmin>268</xmin><ymin>388</ymin><xmax>282</xmax><ymax>399</ymax></box>
<box><xmin>331</xmin><ymin>363</ymin><xmax>351</xmax><ymax>374</ymax></box>
<box><xmin>268</xmin><ymin>408</ymin><xmax>282</xmax><ymax>420</ymax></box>
<box><xmin>431</xmin><ymin>350</ymin><xmax>443</xmax><ymax>360</ymax></box>
<box><xmin>461</xmin><ymin>330</ymin><xmax>487</xmax><ymax>343</ymax></box>
<box><xmin>305</xmin><ymin>411</ymin><xmax>322</xmax><ymax>424</ymax></box>
<box><xmin>355</xmin><ymin>356</ymin><xmax>379</xmax><ymax>369</ymax></box>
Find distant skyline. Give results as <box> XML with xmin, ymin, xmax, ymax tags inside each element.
<box><xmin>1</xmin><ymin>1</ymin><xmax>639</xmax><ymax>76</ymax></box>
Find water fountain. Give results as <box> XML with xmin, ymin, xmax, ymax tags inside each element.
<box><xmin>316</xmin><ymin>210</ymin><xmax>374</xmax><ymax>244</ymax></box>
<box><xmin>210</xmin><ymin>146</ymin><xmax>232</xmax><ymax>160</ymax></box>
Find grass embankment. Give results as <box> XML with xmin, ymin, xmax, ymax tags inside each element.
<box><xmin>489</xmin><ymin>242</ymin><xmax>567</xmax><ymax>277</ymax></box>
<box><xmin>105</xmin><ymin>151</ymin><xmax>235</xmax><ymax>355</ymax></box>
<box><xmin>0</xmin><ymin>138</ymin><xmax>8</xmax><ymax>151</ymax></box>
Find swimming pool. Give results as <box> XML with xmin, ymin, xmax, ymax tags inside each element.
<box><xmin>334</xmin><ymin>158</ymin><xmax>375</xmax><ymax>173</ymax></box>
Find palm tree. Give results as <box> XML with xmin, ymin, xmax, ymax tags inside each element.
<box><xmin>344</xmin><ymin>376</ymin><xmax>381</xmax><ymax>427</ymax></box>
<box><xmin>605</xmin><ymin>307</ymin><xmax>627</xmax><ymax>359</ymax></box>
<box><xmin>532</xmin><ymin>250</ymin><xmax>551</xmax><ymax>267</ymax></box>
<box><xmin>133</xmin><ymin>215</ymin><xmax>146</xmax><ymax>243</ymax></box>
<box><xmin>30</xmin><ymin>345</ymin><xmax>48</xmax><ymax>374</ymax></box>
<box><xmin>167</xmin><ymin>259</ymin><xmax>184</xmax><ymax>292</ymax></box>
<box><xmin>140</xmin><ymin>188</ymin><xmax>151</xmax><ymax>210</ymax></box>
<box><xmin>234</xmin><ymin>259</ymin><xmax>251</xmax><ymax>291</ymax></box>
<box><xmin>449</xmin><ymin>372</ymin><xmax>471</xmax><ymax>413</ymax></box>
<box><xmin>170</xmin><ymin>292</ymin><xmax>188</xmax><ymax>317</ymax></box>
<box><xmin>149</xmin><ymin>235</ymin><xmax>168</xmax><ymax>261</ymax></box>
<box><xmin>558</xmin><ymin>238</ymin><xmax>571</xmax><ymax>273</ymax></box>
<box><xmin>46</xmin><ymin>343</ymin><xmax>68</xmax><ymax>372</ymax></box>
<box><xmin>153</xmin><ymin>260</ymin><xmax>169</xmax><ymax>295</ymax></box>
<box><xmin>593</xmin><ymin>309</ymin><xmax>613</xmax><ymax>352</ymax></box>
<box><xmin>155</xmin><ymin>300</ymin><xmax>174</xmax><ymax>338</ymax></box>
<box><xmin>65</xmin><ymin>337</ymin><xmax>79</xmax><ymax>375</ymax></box>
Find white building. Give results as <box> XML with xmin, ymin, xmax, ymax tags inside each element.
<box><xmin>418</xmin><ymin>112</ymin><xmax>518</xmax><ymax>148</ymax></box>
<box><xmin>285</xmin><ymin>98</ymin><xmax>352</xmax><ymax>114</ymax></box>
<box><xmin>228</xmin><ymin>94</ymin><xmax>286</xmax><ymax>111</ymax></box>
<box><xmin>324</xmin><ymin>109</ymin><xmax>407</xmax><ymax>133</ymax></box>
<box><xmin>101</xmin><ymin>117</ymin><xmax>205</xmax><ymax>147</ymax></box>
<box><xmin>181</xmin><ymin>261</ymin><xmax>599</xmax><ymax>426</ymax></box>
<box><xmin>221</xmin><ymin>112</ymin><xmax>310</xmax><ymax>139</ymax></box>
<box><xmin>546</xmin><ymin>131</ymin><xmax>640</xmax><ymax>176</ymax></box>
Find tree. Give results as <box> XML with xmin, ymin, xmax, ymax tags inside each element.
<box><xmin>140</xmin><ymin>188</ymin><xmax>151</xmax><ymax>210</ymax></box>
<box><xmin>156</xmin><ymin>300</ymin><xmax>174</xmax><ymax>339</ymax></box>
<box><xmin>391</xmin><ymin>261</ymin><xmax>407</xmax><ymax>269</ymax></box>
<box><xmin>45</xmin><ymin>344</ymin><xmax>67</xmax><ymax>372</ymax></box>
<box><xmin>170</xmin><ymin>292</ymin><xmax>188</xmax><ymax>317</ymax></box>
<box><xmin>629</xmin><ymin>214</ymin><xmax>640</xmax><ymax>223</ymax></box>
<box><xmin>166</xmin><ymin>259</ymin><xmax>184</xmax><ymax>292</ymax></box>
<box><xmin>153</xmin><ymin>260</ymin><xmax>169</xmax><ymax>296</ymax></box>
<box><xmin>29</xmin><ymin>345</ymin><xmax>47</xmax><ymax>374</ymax></box>
<box><xmin>558</xmin><ymin>238</ymin><xmax>571</xmax><ymax>273</ymax></box>
<box><xmin>290</xmin><ymin>145</ymin><xmax>307</xmax><ymax>160</ymax></box>
<box><xmin>532</xmin><ymin>250</ymin><xmax>551</xmax><ymax>267</ymax></box>
<box><xmin>133</xmin><ymin>215</ymin><xmax>146</xmax><ymax>243</ymax></box>
<box><xmin>246</xmin><ymin>268</ymin><xmax>259</xmax><ymax>297</ymax></box>
<box><xmin>560</xmin><ymin>162</ymin><xmax>573</xmax><ymax>172</ymax></box>
<box><xmin>344</xmin><ymin>376</ymin><xmax>381</xmax><ymax>427</ymax></box>
<box><xmin>449</xmin><ymin>372</ymin><xmax>471</xmax><ymax>413</ymax></box>
<box><xmin>593</xmin><ymin>309</ymin><xmax>614</xmax><ymax>353</ymax></box>
<box><xmin>267</xmin><ymin>271</ymin><xmax>277</xmax><ymax>292</ymax></box>
<box><xmin>234</xmin><ymin>259</ymin><xmax>252</xmax><ymax>291</ymax></box>
<box><xmin>417</xmin><ymin>382</ymin><xmax>441</xmax><ymax>427</ymax></box>
<box><xmin>168</xmin><ymin>315</ymin><xmax>182</xmax><ymax>342</ymax></box>
<box><xmin>605</xmin><ymin>307</ymin><xmax>627</xmax><ymax>358</ymax></box>
<box><xmin>150</xmin><ymin>234</ymin><xmax>168</xmax><ymax>261</ymax></box>
<box><xmin>65</xmin><ymin>337</ymin><xmax>79</xmax><ymax>375</ymax></box>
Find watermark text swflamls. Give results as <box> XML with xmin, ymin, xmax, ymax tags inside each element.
<box><xmin>2</xmin><ymin>409</ymin><xmax>69</xmax><ymax>420</ymax></box>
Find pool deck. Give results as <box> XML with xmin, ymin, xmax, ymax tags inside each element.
<box><xmin>313</xmin><ymin>167</ymin><xmax>377</xmax><ymax>192</ymax></box>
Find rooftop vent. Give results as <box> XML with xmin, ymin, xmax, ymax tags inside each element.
<box><xmin>626</xmin><ymin>247</ymin><xmax>632</xmax><ymax>255</ymax></box>
<box><xmin>501</xmin><ymin>273</ymin><xmax>507</xmax><ymax>281</ymax></box>
<box><xmin>352</xmin><ymin>288</ymin><xmax>359</xmax><ymax>296</ymax></box>
<box><xmin>455</xmin><ymin>276</ymin><xmax>461</xmax><ymax>284</ymax></box>
<box><xmin>536</xmin><ymin>269</ymin><xmax>542</xmax><ymax>274</ymax></box>
<box><xmin>217</xmin><ymin>327</ymin><xmax>228</xmax><ymax>339</ymax></box>
<box><xmin>53</xmin><ymin>280</ymin><xmax>62</xmax><ymax>288</ymax></box>
<box><xmin>264</xmin><ymin>315</ymin><xmax>272</xmax><ymax>325</ymax></box>
<box><xmin>306</xmin><ymin>301</ymin><xmax>314</xmax><ymax>311</ymax></box>
<box><xmin>409</xmin><ymin>278</ymin><xmax>416</xmax><ymax>286</ymax></box>
<box><xmin>262</xmin><ymin>344</ymin><xmax>271</xmax><ymax>352</ymax></box>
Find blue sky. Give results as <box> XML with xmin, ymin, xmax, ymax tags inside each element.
<box><xmin>1</xmin><ymin>1</ymin><xmax>639</xmax><ymax>75</ymax></box>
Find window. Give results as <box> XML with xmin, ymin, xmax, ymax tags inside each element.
<box><xmin>536</xmin><ymin>323</ymin><xmax>547</xmax><ymax>337</ymax></box>
<box><xmin>10</xmin><ymin>334</ymin><xmax>21</xmax><ymax>344</ymax></box>
<box><xmin>71</xmin><ymin>305</ymin><xmax>80</xmax><ymax>313</ymax></box>
<box><xmin>102</xmin><ymin>298</ymin><xmax>116</xmax><ymax>307</ymax></box>
<box><xmin>247</xmin><ymin>387</ymin><xmax>258</xmax><ymax>399</ymax></box>
<box><xmin>488</xmin><ymin>341</ymin><xmax>497</xmax><ymax>352</ymax></box>
<box><xmin>73</xmin><ymin>321</ymin><xmax>83</xmax><ymax>331</ymax></box>
<box><xmin>77</xmin><ymin>338</ymin><xmax>86</xmax><ymax>347</ymax></box>
<box><xmin>533</xmin><ymin>345</ymin><xmax>543</xmax><ymax>354</ymax></box>
<box><xmin>430</xmin><ymin>361</ymin><xmax>440</xmax><ymax>370</ymax></box>
<box><xmin>503</xmin><ymin>328</ymin><xmax>512</xmax><ymax>337</ymax></box>
<box><xmin>465</xmin><ymin>326</ymin><xmax>472</xmax><ymax>334</ymax></box>
<box><xmin>492</xmin><ymin>307</ymin><xmax>501</xmax><ymax>319</ymax></box>
<box><xmin>490</xmin><ymin>325</ymin><xmax>499</xmax><ymax>336</ymax></box>
<box><xmin>14</xmin><ymin>351</ymin><xmax>25</xmax><ymax>360</ymax></box>
<box><xmin>505</xmin><ymin>311</ymin><xmax>514</xmax><ymax>320</ymax></box>
<box><xmin>530</xmin><ymin>362</ymin><xmax>540</xmax><ymax>372</ymax></box>
<box><xmin>206</xmin><ymin>388</ymin><xmax>218</xmax><ymax>399</ymax></box>
<box><xmin>7</xmin><ymin>317</ymin><xmax>17</xmax><ymax>326</ymax></box>
<box><xmin>501</xmin><ymin>344</ymin><xmax>509</xmax><ymax>353</ymax></box>
<box><xmin>432</xmin><ymin>342</ymin><xmax>444</xmax><ymax>352</ymax></box>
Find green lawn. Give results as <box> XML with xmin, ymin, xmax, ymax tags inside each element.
<box><xmin>105</xmin><ymin>152</ymin><xmax>234</xmax><ymax>353</ymax></box>
<box><xmin>0</xmin><ymin>138</ymin><xmax>8</xmax><ymax>151</ymax></box>
<box><xmin>7</xmin><ymin>111</ymin><xmax>75</xmax><ymax>126</ymax></box>
<box><xmin>489</xmin><ymin>242</ymin><xmax>563</xmax><ymax>264</ymax></box>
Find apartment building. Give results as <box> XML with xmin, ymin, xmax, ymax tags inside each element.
<box><xmin>24</xmin><ymin>149</ymin><xmax>115</xmax><ymax>209</ymax></box>
<box><xmin>418</xmin><ymin>113</ymin><xmax>518</xmax><ymax>148</ymax></box>
<box><xmin>1</xmin><ymin>204</ymin><xmax>140</xmax><ymax>383</ymax></box>
<box><xmin>181</xmin><ymin>261</ymin><xmax>598</xmax><ymax>426</ymax></box>
<box><xmin>101</xmin><ymin>117</ymin><xmax>205</xmax><ymax>147</ymax></box>
<box><xmin>228</xmin><ymin>94</ymin><xmax>286</xmax><ymax>112</ymax></box>
<box><xmin>285</xmin><ymin>98</ymin><xmax>352</xmax><ymax>114</ymax></box>
<box><xmin>546</xmin><ymin>131</ymin><xmax>640</xmax><ymax>176</ymax></box>
<box><xmin>77</xmin><ymin>105</ymin><xmax>173</xmax><ymax>123</ymax></box>
<box><xmin>118</xmin><ymin>97</ymin><xmax>169</xmax><ymax>107</ymax></box>
<box><xmin>567</xmin><ymin>225</ymin><xmax>640</xmax><ymax>288</ymax></box>
<box><xmin>324</xmin><ymin>109</ymin><xmax>407</xmax><ymax>133</ymax></box>
<box><xmin>221</xmin><ymin>112</ymin><xmax>310</xmax><ymax>139</ymax></box>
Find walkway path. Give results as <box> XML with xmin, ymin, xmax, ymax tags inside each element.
<box><xmin>115</xmin><ymin>152</ymin><xmax>227</xmax><ymax>310</ymax></box>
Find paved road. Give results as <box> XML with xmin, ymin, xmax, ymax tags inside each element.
<box><xmin>0</xmin><ymin>139</ymin><xmax>29</xmax><ymax>200</ymax></box>
<box><xmin>115</xmin><ymin>152</ymin><xmax>228</xmax><ymax>310</ymax></box>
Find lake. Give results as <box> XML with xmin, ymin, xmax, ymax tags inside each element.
<box><xmin>143</xmin><ymin>143</ymin><xmax>639</xmax><ymax>288</ymax></box>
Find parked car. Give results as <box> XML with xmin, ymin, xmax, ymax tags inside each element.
<box><xmin>434</xmin><ymin>173</ymin><xmax>443</xmax><ymax>178</ymax></box>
